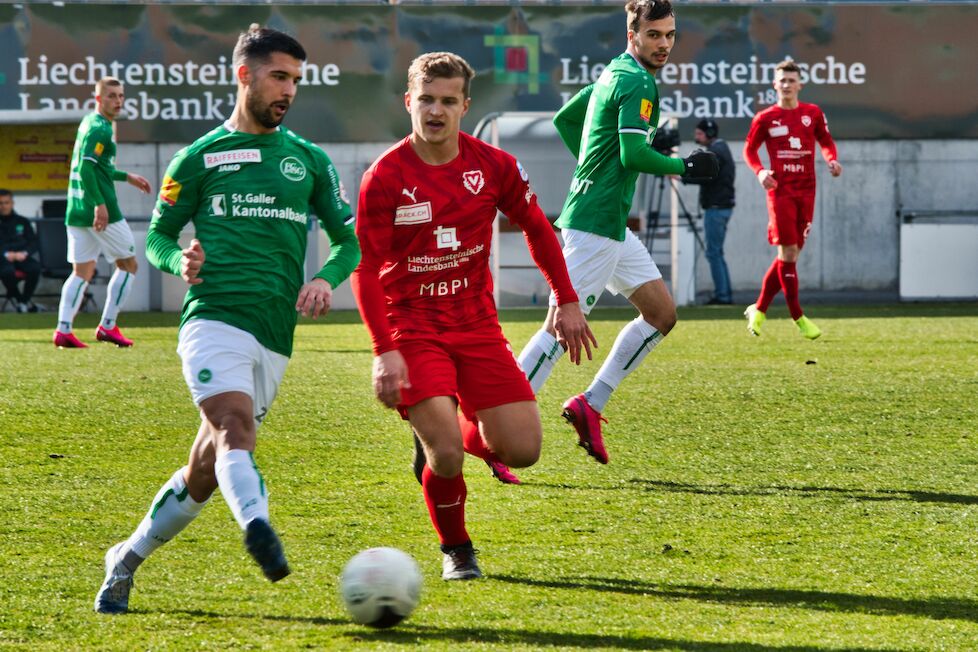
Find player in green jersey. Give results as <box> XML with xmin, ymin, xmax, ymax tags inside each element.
<box><xmin>54</xmin><ymin>77</ymin><xmax>152</xmax><ymax>349</ymax></box>
<box><xmin>94</xmin><ymin>25</ymin><xmax>360</xmax><ymax>614</ymax></box>
<box><xmin>517</xmin><ymin>0</ymin><xmax>717</xmax><ymax>467</ymax></box>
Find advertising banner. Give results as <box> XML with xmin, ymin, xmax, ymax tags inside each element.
<box><xmin>1</xmin><ymin>3</ymin><xmax>975</xmax><ymax>145</ymax></box>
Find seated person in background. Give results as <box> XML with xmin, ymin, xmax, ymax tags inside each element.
<box><xmin>0</xmin><ymin>189</ymin><xmax>40</xmax><ymax>313</ymax></box>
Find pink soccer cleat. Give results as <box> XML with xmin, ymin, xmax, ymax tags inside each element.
<box><xmin>561</xmin><ymin>394</ymin><xmax>609</xmax><ymax>464</ymax></box>
<box><xmin>485</xmin><ymin>456</ymin><xmax>521</xmax><ymax>485</ymax></box>
<box><xmin>53</xmin><ymin>331</ymin><xmax>88</xmax><ymax>349</ymax></box>
<box><xmin>96</xmin><ymin>325</ymin><xmax>134</xmax><ymax>347</ymax></box>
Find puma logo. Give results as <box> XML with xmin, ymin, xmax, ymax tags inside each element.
<box><xmin>402</xmin><ymin>186</ymin><xmax>418</xmax><ymax>203</ymax></box>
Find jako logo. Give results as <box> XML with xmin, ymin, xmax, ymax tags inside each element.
<box><xmin>484</xmin><ymin>27</ymin><xmax>547</xmax><ymax>94</ymax></box>
<box><xmin>280</xmin><ymin>157</ymin><xmax>307</xmax><ymax>182</ymax></box>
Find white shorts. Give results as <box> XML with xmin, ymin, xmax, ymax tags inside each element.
<box><xmin>177</xmin><ymin>319</ymin><xmax>289</xmax><ymax>427</ymax></box>
<box><xmin>549</xmin><ymin>228</ymin><xmax>662</xmax><ymax>314</ymax></box>
<box><xmin>67</xmin><ymin>221</ymin><xmax>136</xmax><ymax>264</ymax></box>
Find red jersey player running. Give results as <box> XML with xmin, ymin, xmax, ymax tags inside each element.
<box><xmin>353</xmin><ymin>52</ymin><xmax>593</xmax><ymax>580</ymax></box>
<box><xmin>743</xmin><ymin>59</ymin><xmax>842</xmax><ymax>340</ymax></box>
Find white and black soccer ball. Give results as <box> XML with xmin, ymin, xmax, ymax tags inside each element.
<box><xmin>340</xmin><ymin>547</ymin><xmax>422</xmax><ymax>628</ymax></box>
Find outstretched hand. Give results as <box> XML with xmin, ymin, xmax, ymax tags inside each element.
<box><xmin>181</xmin><ymin>238</ymin><xmax>205</xmax><ymax>285</ymax></box>
<box><xmin>554</xmin><ymin>302</ymin><xmax>597</xmax><ymax>365</ymax></box>
<box><xmin>127</xmin><ymin>173</ymin><xmax>152</xmax><ymax>194</ymax></box>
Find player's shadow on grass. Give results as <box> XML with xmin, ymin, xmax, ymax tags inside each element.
<box><xmin>492</xmin><ymin>574</ymin><xmax>978</xmax><ymax>625</ymax></box>
<box><xmin>345</xmin><ymin>623</ymin><xmax>890</xmax><ymax>652</ymax></box>
<box><xmin>150</xmin><ymin>607</ymin><xmax>347</xmax><ymax>626</ymax></box>
<box><xmin>630</xmin><ymin>479</ymin><xmax>978</xmax><ymax>506</ymax></box>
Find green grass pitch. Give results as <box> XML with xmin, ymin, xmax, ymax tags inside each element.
<box><xmin>1</xmin><ymin>303</ymin><xmax>977</xmax><ymax>650</ymax></box>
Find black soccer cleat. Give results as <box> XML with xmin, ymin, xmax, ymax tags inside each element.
<box><xmin>441</xmin><ymin>542</ymin><xmax>482</xmax><ymax>580</ymax></box>
<box><xmin>244</xmin><ymin>519</ymin><xmax>291</xmax><ymax>582</ymax></box>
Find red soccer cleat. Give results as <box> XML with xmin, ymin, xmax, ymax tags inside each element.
<box><xmin>485</xmin><ymin>456</ymin><xmax>521</xmax><ymax>485</ymax></box>
<box><xmin>561</xmin><ymin>393</ymin><xmax>609</xmax><ymax>464</ymax></box>
<box><xmin>96</xmin><ymin>325</ymin><xmax>134</xmax><ymax>347</ymax></box>
<box><xmin>53</xmin><ymin>330</ymin><xmax>88</xmax><ymax>349</ymax></box>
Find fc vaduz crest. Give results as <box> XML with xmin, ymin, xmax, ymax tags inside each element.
<box><xmin>462</xmin><ymin>170</ymin><xmax>485</xmax><ymax>195</ymax></box>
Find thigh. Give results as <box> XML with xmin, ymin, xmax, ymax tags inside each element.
<box><xmin>66</xmin><ymin>226</ymin><xmax>99</xmax><ymax>264</ymax></box>
<box><xmin>99</xmin><ymin>220</ymin><xmax>137</xmax><ymax>262</ymax></box>
<box><xmin>0</xmin><ymin>258</ymin><xmax>14</xmax><ymax>278</ymax></box>
<box><xmin>453</xmin><ymin>327</ymin><xmax>535</xmax><ymax>415</ymax></box>
<box><xmin>17</xmin><ymin>257</ymin><xmax>41</xmax><ymax>276</ymax></box>
<box><xmin>767</xmin><ymin>193</ymin><xmax>800</xmax><ymax>247</ymax></box>
<box><xmin>178</xmin><ymin>319</ymin><xmax>260</xmax><ymax>408</ymax></box>
<box><xmin>396</xmin><ymin>335</ymin><xmax>458</xmax><ymax>413</ymax></box>
<box><xmin>549</xmin><ymin>228</ymin><xmax>620</xmax><ymax>314</ymax></box>
<box><xmin>475</xmin><ymin>400</ymin><xmax>542</xmax><ymax>468</ymax></box>
<box><xmin>796</xmin><ymin>194</ymin><xmax>816</xmax><ymax>249</ymax></box>
<box><xmin>609</xmin><ymin>229</ymin><xmax>662</xmax><ymax>297</ymax></box>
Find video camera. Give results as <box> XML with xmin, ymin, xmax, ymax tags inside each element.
<box><xmin>651</xmin><ymin>126</ymin><xmax>681</xmax><ymax>154</ymax></box>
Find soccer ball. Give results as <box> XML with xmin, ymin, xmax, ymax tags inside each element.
<box><xmin>339</xmin><ymin>547</ymin><xmax>422</xmax><ymax>628</ymax></box>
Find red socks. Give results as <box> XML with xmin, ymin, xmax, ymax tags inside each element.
<box><xmin>459</xmin><ymin>413</ymin><xmax>491</xmax><ymax>461</ymax></box>
<box><xmin>756</xmin><ymin>259</ymin><xmax>781</xmax><ymax>312</ymax></box>
<box><xmin>421</xmin><ymin>465</ymin><xmax>469</xmax><ymax>546</ymax></box>
<box><xmin>756</xmin><ymin>258</ymin><xmax>803</xmax><ymax>320</ymax></box>
<box><xmin>777</xmin><ymin>260</ymin><xmax>802</xmax><ymax>320</ymax></box>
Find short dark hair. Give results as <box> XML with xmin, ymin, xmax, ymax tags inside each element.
<box><xmin>0</xmin><ymin>189</ymin><xmax>12</xmax><ymax>198</ymax></box>
<box><xmin>776</xmin><ymin>59</ymin><xmax>801</xmax><ymax>76</ymax></box>
<box><xmin>407</xmin><ymin>52</ymin><xmax>476</xmax><ymax>97</ymax></box>
<box><xmin>232</xmin><ymin>24</ymin><xmax>306</xmax><ymax>68</ymax></box>
<box><xmin>625</xmin><ymin>0</ymin><xmax>674</xmax><ymax>33</ymax></box>
<box><xmin>95</xmin><ymin>77</ymin><xmax>122</xmax><ymax>96</ymax></box>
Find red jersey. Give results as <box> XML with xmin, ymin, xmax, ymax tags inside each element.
<box><xmin>743</xmin><ymin>102</ymin><xmax>837</xmax><ymax>197</ymax></box>
<box><xmin>353</xmin><ymin>132</ymin><xmax>577</xmax><ymax>355</ymax></box>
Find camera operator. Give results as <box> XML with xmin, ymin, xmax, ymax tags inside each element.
<box><xmin>683</xmin><ymin>118</ymin><xmax>735</xmax><ymax>305</ymax></box>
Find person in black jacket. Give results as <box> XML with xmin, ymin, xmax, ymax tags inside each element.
<box><xmin>684</xmin><ymin>119</ymin><xmax>735</xmax><ymax>304</ymax></box>
<box><xmin>0</xmin><ymin>189</ymin><xmax>40</xmax><ymax>312</ymax></box>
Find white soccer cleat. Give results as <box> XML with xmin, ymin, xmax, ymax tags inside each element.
<box><xmin>94</xmin><ymin>542</ymin><xmax>134</xmax><ymax>614</ymax></box>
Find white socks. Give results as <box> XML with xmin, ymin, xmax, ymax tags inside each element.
<box><xmin>56</xmin><ymin>274</ymin><xmax>88</xmax><ymax>333</ymax></box>
<box><xmin>587</xmin><ymin>317</ymin><xmax>664</xmax><ymax>413</ymax></box>
<box><xmin>124</xmin><ymin>467</ymin><xmax>208</xmax><ymax>563</ymax></box>
<box><xmin>101</xmin><ymin>269</ymin><xmax>134</xmax><ymax>329</ymax></box>
<box><xmin>215</xmin><ymin>449</ymin><xmax>270</xmax><ymax>530</ymax></box>
<box><xmin>518</xmin><ymin>329</ymin><xmax>565</xmax><ymax>394</ymax></box>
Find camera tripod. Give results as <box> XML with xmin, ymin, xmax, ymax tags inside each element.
<box><xmin>641</xmin><ymin>173</ymin><xmax>704</xmax><ymax>253</ymax></box>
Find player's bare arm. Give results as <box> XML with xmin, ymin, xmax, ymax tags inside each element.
<box><xmin>296</xmin><ymin>278</ymin><xmax>333</xmax><ymax>319</ymax></box>
<box><xmin>373</xmin><ymin>350</ymin><xmax>411</xmax><ymax>409</ymax></box>
<box><xmin>553</xmin><ymin>302</ymin><xmax>596</xmax><ymax>365</ymax></box>
<box><xmin>180</xmin><ymin>238</ymin><xmax>204</xmax><ymax>285</ymax></box>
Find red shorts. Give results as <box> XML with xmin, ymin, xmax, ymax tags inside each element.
<box><xmin>394</xmin><ymin>325</ymin><xmax>535</xmax><ymax>418</ymax></box>
<box><xmin>766</xmin><ymin>192</ymin><xmax>815</xmax><ymax>247</ymax></box>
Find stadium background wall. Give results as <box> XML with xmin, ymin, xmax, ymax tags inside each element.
<box><xmin>2</xmin><ymin>2</ymin><xmax>975</xmax><ymax>308</ymax></box>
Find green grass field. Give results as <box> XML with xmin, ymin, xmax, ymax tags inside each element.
<box><xmin>2</xmin><ymin>303</ymin><xmax>978</xmax><ymax>651</ymax></box>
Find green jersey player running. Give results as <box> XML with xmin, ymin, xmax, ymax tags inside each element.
<box><xmin>517</xmin><ymin>0</ymin><xmax>717</xmax><ymax>468</ymax></box>
<box><xmin>94</xmin><ymin>25</ymin><xmax>360</xmax><ymax>614</ymax></box>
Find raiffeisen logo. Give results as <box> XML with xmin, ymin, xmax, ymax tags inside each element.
<box><xmin>483</xmin><ymin>27</ymin><xmax>547</xmax><ymax>94</ymax></box>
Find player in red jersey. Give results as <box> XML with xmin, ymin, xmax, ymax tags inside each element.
<box><xmin>743</xmin><ymin>59</ymin><xmax>842</xmax><ymax>340</ymax></box>
<box><xmin>351</xmin><ymin>52</ymin><xmax>594</xmax><ymax>580</ymax></box>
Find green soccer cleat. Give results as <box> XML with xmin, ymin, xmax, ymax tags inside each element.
<box><xmin>795</xmin><ymin>315</ymin><xmax>822</xmax><ymax>340</ymax></box>
<box><xmin>744</xmin><ymin>304</ymin><xmax>766</xmax><ymax>337</ymax></box>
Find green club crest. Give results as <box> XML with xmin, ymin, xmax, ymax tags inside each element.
<box><xmin>197</xmin><ymin>368</ymin><xmax>212</xmax><ymax>383</ymax></box>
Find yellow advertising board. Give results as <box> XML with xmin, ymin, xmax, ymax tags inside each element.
<box><xmin>0</xmin><ymin>123</ymin><xmax>75</xmax><ymax>191</ymax></box>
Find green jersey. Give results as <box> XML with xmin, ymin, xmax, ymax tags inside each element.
<box><xmin>66</xmin><ymin>112</ymin><xmax>128</xmax><ymax>227</ymax></box>
<box><xmin>555</xmin><ymin>53</ymin><xmax>680</xmax><ymax>241</ymax></box>
<box><xmin>146</xmin><ymin>123</ymin><xmax>360</xmax><ymax>357</ymax></box>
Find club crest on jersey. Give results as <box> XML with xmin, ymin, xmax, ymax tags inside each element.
<box><xmin>462</xmin><ymin>170</ymin><xmax>485</xmax><ymax>195</ymax></box>
<box><xmin>801</xmin><ymin>115</ymin><xmax>812</xmax><ymax>127</ymax></box>
<box><xmin>640</xmin><ymin>99</ymin><xmax>653</xmax><ymax>123</ymax></box>
<box><xmin>280</xmin><ymin>157</ymin><xmax>307</xmax><ymax>182</ymax></box>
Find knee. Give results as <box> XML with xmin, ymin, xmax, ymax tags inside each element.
<box><xmin>427</xmin><ymin>444</ymin><xmax>464</xmax><ymax>477</ymax></box>
<box><xmin>117</xmin><ymin>258</ymin><xmax>138</xmax><ymax>274</ymax></box>
<box><xmin>648</xmin><ymin>309</ymin><xmax>677</xmax><ymax>336</ymax></box>
<box><xmin>209</xmin><ymin>411</ymin><xmax>255</xmax><ymax>452</ymax></box>
<box><xmin>491</xmin><ymin>431</ymin><xmax>542</xmax><ymax>469</ymax></box>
